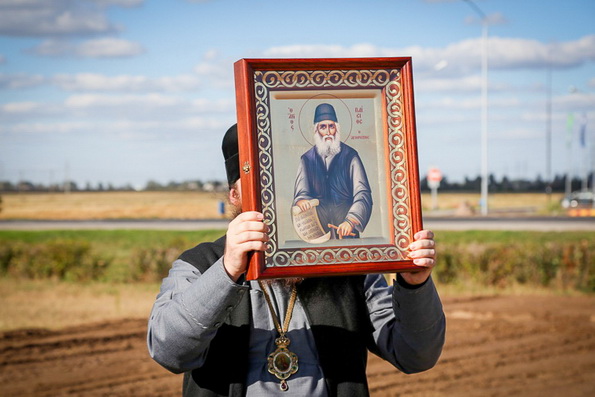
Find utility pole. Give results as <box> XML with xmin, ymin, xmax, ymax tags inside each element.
<box><xmin>463</xmin><ymin>0</ymin><xmax>489</xmax><ymax>216</ymax></box>
<box><xmin>545</xmin><ymin>55</ymin><xmax>552</xmax><ymax>201</ymax></box>
<box><xmin>64</xmin><ymin>162</ymin><xmax>71</xmax><ymax>194</ymax></box>
<box><xmin>566</xmin><ymin>113</ymin><xmax>574</xmax><ymax>198</ymax></box>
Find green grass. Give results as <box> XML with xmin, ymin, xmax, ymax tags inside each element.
<box><xmin>0</xmin><ymin>229</ymin><xmax>593</xmax><ymax>292</ymax></box>
<box><xmin>0</xmin><ymin>229</ymin><xmax>223</xmax><ymax>244</ymax></box>
<box><xmin>434</xmin><ymin>230</ymin><xmax>592</xmax><ymax>244</ymax></box>
<box><xmin>433</xmin><ymin>231</ymin><xmax>594</xmax><ymax>292</ymax></box>
<box><xmin>0</xmin><ymin>229</ymin><xmax>225</xmax><ymax>282</ymax></box>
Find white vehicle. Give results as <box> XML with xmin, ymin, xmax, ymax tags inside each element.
<box><xmin>561</xmin><ymin>190</ymin><xmax>595</xmax><ymax>208</ymax></box>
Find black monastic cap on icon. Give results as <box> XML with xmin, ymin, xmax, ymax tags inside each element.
<box><xmin>313</xmin><ymin>103</ymin><xmax>338</xmax><ymax>123</ymax></box>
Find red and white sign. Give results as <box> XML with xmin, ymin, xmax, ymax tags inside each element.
<box><xmin>427</xmin><ymin>167</ymin><xmax>443</xmax><ymax>183</ymax></box>
<box><xmin>427</xmin><ymin>167</ymin><xmax>442</xmax><ymax>208</ymax></box>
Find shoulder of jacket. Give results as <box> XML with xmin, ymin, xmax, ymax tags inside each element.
<box><xmin>178</xmin><ymin>235</ymin><xmax>226</xmax><ymax>273</ymax></box>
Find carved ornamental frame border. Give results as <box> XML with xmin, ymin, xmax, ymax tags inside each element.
<box><xmin>234</xmin><ymin>58</ymin><xmax>423</xmax><ymax>280</ymax></box>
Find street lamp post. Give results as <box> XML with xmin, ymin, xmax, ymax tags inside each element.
<box><xmin>463</xmin><ymin>0</ymin><xmax>489</xmax><ymax>216</ymax></box>
<box><xmin>545</xmin><ymin>55</ymin><xmax>552</xmax><ymax>201</ymax></box>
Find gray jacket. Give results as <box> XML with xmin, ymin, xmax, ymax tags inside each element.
<box><xmin>147</xmin><ymin>236</ymin><xmax>445</xmax><ymax>396</ymax></box>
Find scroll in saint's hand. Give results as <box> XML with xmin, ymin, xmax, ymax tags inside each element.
<box><xmin>291</xmin><ymin>199</ymin><xmax>331</xmax><ymax>244</ymax></box>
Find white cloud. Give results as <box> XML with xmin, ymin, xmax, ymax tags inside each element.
<box><xmin>0</xmin><ymin>0</ymin><xmax>144</xmax><ymax>37</ymax></box>
<box><xmin>76</xmin><ymin>38</ymin><xmax>144</xmax><ymax>58</ymax></box>
<box><xmin>109</xmin><ymin>117</ymin><xmax>232</xmax><ymax>135</ymax></box>
<box><xmin>0</xmin><ymin>71</ymin><xmax>201</xmax><ymax>92</ymax></box>
<box><xmin>32</xmin><ymin>39</ymin><xmax>71</xmax><ymax>56</ymax></box>
<box><xmin>52</xmin><ymin>73</ymin><xmax>200</xmax><ymax>92</ymax></box>
<box><xmin>0</xmin><ymin>1</ymin><xmax>39</xmax><ymax>5</ymax></box>
<box><xmin>263</xmin><ymin>44</ymin><xmax>375</xmax><ymax>58</ymax></box>
<box><xmin>420</xmin><ymin>96</ymin><xmax>522</xmax><ymax>111</ymax></box>
<box><xmin>0</xmin><ymin>116</ymin><xmax>233</xmax><ymax>141</ymax></box>
<box><xmin>0</xmin><ymin>73</ymin><xmax>45</xmax><ymax>89</ymax></box>
<box><xmin>415</xmin><ymin>74</ymin><xmax>512</xmax><ymax>92</ymax></box>
<box><xmin>0</xmin><ymin>100</ymin><xmax>65</xmax><ymax>119</ymax></box>
<box><xmin>191</xmin><ymin>98</ymin><xmax>234</xmax><ymax>113</ymax></box>
<box><xmin>489</xmin><ymin>35</ymin><xmax>595</xmax><ymax>70</ymax></box>
<box><xmin>490</xmin><ymin>127</ymin><xmax>543</xmax><ymax>141</ymax></box>
<box><xmin>0</xmin><ymin>121</ymin><xmax>91</xmax><ymax>135</ymax></box>
<box><xmin>262</xmin><ymin>35</ymin><xmax>595</xmax><ymax>76</ymax></box>
<box><xmin>92</xmin><ymin>0</ymin><xmax>143</xmax><ymax>7</ymax></box>
<box><xmin>203</xmin><ymin>49</ymin><xmax>220</xmax><ymax>61</ymax></box>
<box><xmin>60</xmin><ymin>93</ymin><xmax>234</xmax><ymax>117</ymax></box>
<box><xmin>32</xmin><ymin>38</ymin><xmax>144</xmax><ymax>58</ymax></box>
<box><xmin>0</xmin><ymin>93</ymin><xmax>233</xmax><ymax>122</ymax></box>
<box><xmin>407</xmin><ymin>35</ymin><xmax>595</xmax><ymax>73</ymax></box>
<box><xmin>0</xmin><ymin>101</ymin><xmax>42</xmax><ymax>114</ymax></box>
<box><xmin>193</xmin><ymin>55</ymin><xmax>236</xmax><ymax>89</ymax></box>
<box><xmin>0</xmin><ymin>2</ymin><xmax>115</xmax><ymax>37</ymax></box>
<box><xmin>64</xmin><ymin>93</ymin><xmax>183</xmax><ymax>109</ymax></box>
<box><xmin>554</xmin><ymin>92</ymin><xmax>595</xmax><ymax>112</ymax></box>
<box><xmin>464</xmin><ymin>12</ymin><xmax>508</xmax><ymax>26</ymax></box>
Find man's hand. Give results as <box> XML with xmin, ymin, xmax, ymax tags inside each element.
<box><xmin>296</xmin><ymin>199</ymin><xmax>312</xmax><ymax>212</ymax></box>
<box><xmin>402</xmin><ymin>230</ymin><xmax>437</xmax><ymax>286</ymax></box>
<box><xmin>224</xmin><ymin>211</ymin><xmax>268</xmax><ymax>281</ymax></box>
<box><xmin>336</xmin><ymin>221</ymin><xmax>353</xmax><ymax>239</ymax></box>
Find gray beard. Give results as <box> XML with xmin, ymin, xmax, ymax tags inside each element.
<box><xmin>314</xmin><ymin>131</ymin><xmax>341</xmax><ymax>158</ymax></box>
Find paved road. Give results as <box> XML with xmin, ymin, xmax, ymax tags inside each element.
<box><xmin>424</xmin><ymin>216</ymin><xmax>595</xmax><ymax>231</ymax></box>
<box><xmin>0</xmin><ymin>217</ymin><xmax>593</xmax><ymax>231</ymax></box>
<box><xmin>0</xmin><ymin>219</ymin><xmax>229</xmax><ymax>231</ymax></box>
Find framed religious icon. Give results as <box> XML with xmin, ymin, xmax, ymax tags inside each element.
<box><xmin>234</xmin><ymin>57</ymin><xmax>423</xmax><ymax>280</ymax></box>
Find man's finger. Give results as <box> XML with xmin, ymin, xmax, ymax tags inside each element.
<box><xmin>233</xmin><ymin>231</ymin><xmax>269</xmax><ymax>244</ymax></box>
<box><xmin>233</xmin><ymin>211</ymin><xmax>264</xmax><ymax>222</ymax></box>
<box><xmin>232</xmin><ymin>220</ymin><xmax>268</xmax><ymax>234</ymax></box>
<box><xmin>409</xmin><ymin>239</ymin><xmax>436</xmax><ymax>250</ymax></box>
<box><xmin>412</xmin><ymin>258</ymin><xmax>435</xmax><ymax>268</ymax></box>
<box><xmin>236</xmin><ymin>240</ymin><xmax>267</xmax><ymax>252</ymax></box>
<box><xmin>408</xmin><ymin>248</ymin><xmax>436</xmax><ymax>259</ymax></box>
<box><xmin>414</xmin><ymin>230</ymin><xmax>434</xmax><ymax>240</ymax></box>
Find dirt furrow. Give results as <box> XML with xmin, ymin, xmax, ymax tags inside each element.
<box><xmin>2</xmin><ymin>295</ymin><xmax>594</xmax><ymax>397</ymax></box>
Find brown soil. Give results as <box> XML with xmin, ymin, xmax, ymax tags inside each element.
<box><xmin>1</xmin><ymin>295</ymin><xmax>594</xmax><ymax>397</ymax></box>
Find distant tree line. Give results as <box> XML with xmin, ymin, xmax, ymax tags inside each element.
<box><xmin>0</xmin><ymin>179</ymin><xmax>227</xmax><ymax>193</ymax></box>
<box><xmin>417</xmin><ymin>173</ymin><xmax>592</xmax><ymax>193</ymax></box>
<box><xmin>0</xmin><ymin>173</ymin><xmax>592</xmax><ymax>194</ymax></box>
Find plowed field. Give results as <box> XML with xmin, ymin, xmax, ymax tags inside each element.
<box><xmin>1</xmin><ymin>295</ymin><xmax>594</xmax><ymax>397</ymax></box>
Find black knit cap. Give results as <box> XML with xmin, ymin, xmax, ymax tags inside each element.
<box><xmin>222</xmin><ymin>124</ymin><xmax>240</xmax><ymax>187</ymax></box>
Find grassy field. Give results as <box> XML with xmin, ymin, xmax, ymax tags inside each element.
<box><xmin>0</xmin><ymin>275</ymin><xmax>584</xmax><ymax>332</ymax></box>
<box><xmin>0</xmin><ymin>278</ymin><xmax>160</xmax><ymax>331</ymax></box>
<box><xmin>1</xmin><ymin>229</ymin><xmax>592</xmax><ymax>331</ymax></box>
<box><xmin>0</xmin><ymin>191</ymin><xmax>566</xmax><ymax>220</ymax></box>
<box><xmin>421</xmin><ymin>191</ymin><xmax>565</xmax><ymax>215</ymax></box>
<box><xmin>0</xmin><ymin>191</ymin><xmax>589</xmax><ymax>332</ymax></box>
<box><xmin>0</xmin><ymin>229</ymin><xmax>224</xmax><ymax>282</ymax></box>
<box><xmin>0</xmin><ymin>193</ymin><xmax>591</xmax><ymax>397</ymax></box>
<box><xmin>0</xmin><ymin>229</ymin><xmax>223</xmax><ymax>330</ymax></box>
<box><xmin>0</xmin><ymin>191</ymin><xmax>229</xmax><ymax>220</ymax></box>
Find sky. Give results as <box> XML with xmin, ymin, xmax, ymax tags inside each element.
<box><xmin>0</xmin><ymin>0</ymin><xmax>594</xmax><ymax>189</ymax></box>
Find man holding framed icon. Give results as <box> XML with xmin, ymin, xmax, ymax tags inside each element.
<box><xmin>147</xmin><ymin>123</ymin><xmax>445</xmax><ymax>396</ymax></box>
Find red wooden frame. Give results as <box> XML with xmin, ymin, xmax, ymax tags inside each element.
<box><xmin>234</xmin><ymin>57</ymin><xmax>423</xmax><ymax>280</ymax></box>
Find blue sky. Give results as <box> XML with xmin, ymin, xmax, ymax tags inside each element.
<box><xmin>0</xmin><ymin>0</ymin><xmax>594</xmax><ymax>188</ymax></box>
